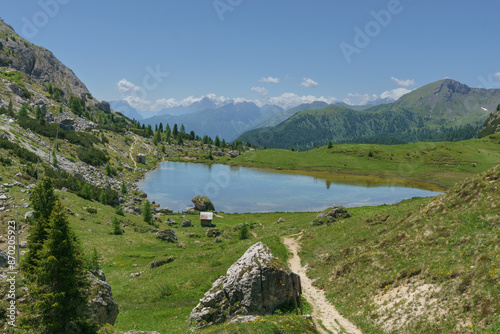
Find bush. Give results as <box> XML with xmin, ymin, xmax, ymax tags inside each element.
<box><xmin>77</xmin><ymin>146</ymin><xmax>109</xmax><ymax>166</ymax></box>
<box><xmin>112</xmin><ymin>217</ymin><xmax>123</xmax><ymax>235</ymax></box>
<box><xmin>115</xmin><ymin>206</ymin><xmax>124</xmax><ymax>216</ymax></box>
<box><xmin>238</xmin><ymin>223</ymin><xmax>250</xmax><ymax>240</ymax></box>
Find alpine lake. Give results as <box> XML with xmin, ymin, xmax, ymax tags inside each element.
<box><xmin>136</xmin><ymin>161</ymin><xmax>444</xmax><ymax>213</ymax></box>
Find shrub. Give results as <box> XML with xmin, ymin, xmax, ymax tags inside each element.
<box><xmin>112</xmin><ymin>216</ymin><xmax>123</xmax><ymax>235</ymax></box>
<box><xmin>238</xmin><ymin>223</ymin><xmax>250</xmax><ymax>240</ymax></box>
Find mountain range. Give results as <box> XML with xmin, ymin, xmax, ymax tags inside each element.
<box><xmin>237</xmin><ymin>79</ymin><xmax>500</xmax><ymax>150</ymax></box>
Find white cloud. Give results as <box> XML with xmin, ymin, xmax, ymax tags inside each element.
<box><xmin>343</xmin><ymin>93</ymin><xmax>379</xmax><ymax>106</ymax></box>
<box><xmin>268</xmin><ymin>93</ymin><xmax>336</xmax><ymax>109</ymax></box>
<box><xmin>251</xmin><ymin>86</ymin><xmax>269</xmax><ymax>97</ymax></box>
<box><xmin>117</xmin><ymin>79</ymin><xmax>143</xmax><ymax>95</ymax></box>
<box><xmin>301</xmin><ymin>77</ymin><xmax>319</xmax><ymax>88</ymax></box>
<box><xmin>391</xmin><ymin>76</ymin><xmax>416</xmax><ymax>88</ymax></box>
<box><xmin>124</xmin><ymin>95</ymin><xmax>151</xmax><ymax>111</ymax></box>
<box><xmin>380</xmin><ymin>87</ymin><xmax>412</xmax><ymax>100</ymax></box>
<box><xmin>259</xmin><ymin>76</ymin><xmax>280</xmax><ymax>84</ymax></box>
<box><xmin>494</xmin><ymin>72</ymin><xmax>500</xmax><ymax>80</ymax></box>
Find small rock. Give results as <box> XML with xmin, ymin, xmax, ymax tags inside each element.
<box><xmin>155</xmin><ymin>229</ymin><xmax>178</xmax><ymax>243</ymax></box>
<box><xmin>181</xmin><ymin>220</ymin><xmax>192</xmax><ymax>227</ymax></box>
<box><xmin>129</xmin><ymin>272</ymin><xmax>142</xmax><ymax>278</ymax></box>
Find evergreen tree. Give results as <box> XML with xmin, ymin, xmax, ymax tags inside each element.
<box><xmin>180</xmin><ymin>124</ymin><xmax>186</xmax><ymax>134</ymax></box>
<box><xmin>112</xmin><ymin>216</ymin><xmax>123</xmax><ymax>235</ymax></box>
<box><xmin>142</xmin><ymin>200</ymin><xmax>153</xmax><ymax>225</ymax></box>
<box><xmin>28</xmin><ymin>200</ymin><xmax>93</xmax><ymax>333</ymax></box>
<box><xmin>21</xmin><ymin>178</ymin><xmax>58</xmax><ymax>278</ymax></box>
<box><xmin>165</xmin><ymin>124</ymin><xmax>171</xmax><ymax>139</ymax></box>
<box><xmin>172</xmin><ymin>124</ymin><xmax>178</xmax><ymax>136</ymax></box>
<box><xmin>159</xmin><ymin>122</ymin><xmax>164</xmax><ymax>133</ymax></box>
<box><xmin>189</xmin><ymin>130</ymin><xmax>195</xmax><ymax>140</ymax></box>
<box><xmin>82</xmin><ymin>183</ymin><xmax>93</xmax><ymax>200</ymax></box>
<box><xmin>7</xmin><ymin>99</ymin><xmax>14</xmax><ymax>117</ymax></box>
<box><xmin>221</xmin><ymin>139</ymin><xmax>226</xmax><ymax>148</ymax></box>
<box><xmin>177</xmin><ymin>133</ymin><xmax>183</xmax><ymax>145</ymax></box>
<box><xmin>328</xmin><ymin>140</ymin><xmax>333</xmax><ymax>149</ymax></box>
<box><xmin>120</xmin><ymin>181</ymin><xmax>128</xmax><ymax>195</ymax></box>
<box><xmin>99</xmin><ymin>190</ymin><xmax>107</xmax><ymax>204</ymax></box>
<box><xmin>214</xmin><ymin>136</ymin><xmax>221</xmax><ymax>147</ymax></box>
<box><xmin>18</xmin><ymin>103</ymin><xmax>29</xmax><ymax>118</ymax></box>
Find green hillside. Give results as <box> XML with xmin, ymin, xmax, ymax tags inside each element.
<box><xmin>238</xmin><ymin>79</ymin><xmax>500</xmax><ymax>150</ymax></box>
<box><xmin>230</xmin><ymin>134</ymin><xmax>500</xmax><ymax>188</ymax></box>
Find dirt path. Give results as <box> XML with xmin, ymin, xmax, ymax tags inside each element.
<box><xmin>283</xmin><ymin>235</ymin><xmax>362</xmax><ymax>334</ymax></box>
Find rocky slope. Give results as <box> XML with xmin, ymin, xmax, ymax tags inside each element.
<box><xmin>0</xmin><ymin>18</ymin><xmax>95</xmax><ymax>103</ymax></box>
<box><xmin>478</xmin><ymin>105</ymin><xmax>500</xmax><ymax>137</ymax></box>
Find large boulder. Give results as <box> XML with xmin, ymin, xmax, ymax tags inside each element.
<box><xmin>317</xmin><ymin>204</ymin><xmax>351</xmax><ymax>219</ymax></box>
<box><xmin>191</xmin><ymin>195</ymin><xmax>215</xmax><ymax>211</ymax></box>
<box><xmin>87</xmin><ymin>270</ymin><xmax>119</xmax><ymax>327</ymax></box>
<box><xmin>190</xmin><ymin>242</ymin><xmax>300</xmax><ymax>328</ymax></box>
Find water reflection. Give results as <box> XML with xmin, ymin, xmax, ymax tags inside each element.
<box><xmin>136</xmin><ymin>162</ymin><xmax>443</xmax><ymax>213</ymax></box>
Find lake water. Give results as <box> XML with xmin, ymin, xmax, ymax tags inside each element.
<box><xmin>136</xmin><ymin>162</ymin><xmax>443</xmax><ymax>213</ymax></box>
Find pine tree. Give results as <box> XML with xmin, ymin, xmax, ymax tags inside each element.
<box><xmin>120</xmin><ymin>181</ymin><xmax>128</xmax><ymax>195</ymax></box>
<box><xmin>7</xmin><ymin>99</ymin><xmax>14</xmax><ymax>117</ymax></box>
<box><xmin>165</xmin><ymin>124</ymin><xmax>171</xmax><ymax>139</ymax></box>
<box><xmin>180</xmin><ymin>124</ymin><xmax>185</xmax><ymax>134</ymax></box>
<box><xmin>172</xmin><ymin>124</ymin><xmax>178</xmax><ymax>136</ymax></box>
<box><xmin>29</xmin><ymin>200</ymin><xmax>93</xmax><ymax>333</ymax></box>
<box><xmin>112</xmin><ymin>216</ymin><xmax>123</xmax><ymax>235</ymax></box>
<box><xmin>328</xmin><ymin>140</ymin><xmax>333</xmax><ymax>149</ymax></box>
<box><xmin>21</xmin><ymin>178</ymin><xmax>58</xmax><ymax>278</ymax></box>
<box><xmin>82</xmin><ymin>183</ymin><xmax>93</xmax><ymax>200</ymax></box>
<box><xmin>214</xmin><ymin>136</ymin><xmax>221</xmax><ymax>147</ymax></box>
<box><xmin>142</xmin><ymin>200</ymin><xmax>153</xmax><ymax>225</ymax></box>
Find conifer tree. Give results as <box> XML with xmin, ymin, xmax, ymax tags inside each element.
<box><xmin>142</xmin><ymin>200</ymin><xmax>153</xmax><ymax>225</ymax></box>
<box><xmin>29</xmin><ymin>200</ymin><xmax>93</xmax><ymax>333</ymax></box>
<box><xmin>21</xmin><ymin>178</ymin><xmax>58</xmax><ymax>278</ymax></box>
<box><xmin>172</xmin><ymin>124</ymin><xmax>178</xmax><ymax>136</ymax></box>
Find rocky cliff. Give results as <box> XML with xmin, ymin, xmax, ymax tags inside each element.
<box><xmin>0</xmin><ymin>18</ymin><xmax>94</xmax><ymax>101</ymax></box>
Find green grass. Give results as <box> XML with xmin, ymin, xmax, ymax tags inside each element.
<box><xmin>229</xmin><ymin>134</ymin><xmax>500</xmax><ymax>188</ymax></box>
<box><xmin>298</xmin><ymin>166</ymin><xmax>500</xmax><ymax>333</ymax></box>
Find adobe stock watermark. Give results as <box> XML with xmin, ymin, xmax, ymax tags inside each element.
<box><xmin>192</xmin><ymin>170</ymin><xmax>231</xmax><ymax>200</ymax></box>
<box><xmin>118</xmin><ymin>65</ymin><xmax>170</xmax><ymax>113</ymax></box>
<box><xmin>340</xmin><ymin>0</ymin><xmax>411</xmax><ymax>64</ymax></box>
<box><xmin>5</xmin><ymin>220</ymin><xmax>19</xmax><ymax>328</ymax></box>
<box><xmin>213</xmin><ymin>0</ymin><xmax>243</xmax><ymax>22</ymax></box>
<box><xmin>21</xmin><ymin>0</ymin><xmax>72</xmax><ymax>39</ymax></box>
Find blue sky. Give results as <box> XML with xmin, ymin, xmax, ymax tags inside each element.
<box><xmin>2</xmin><ymin>0</ymin><xmax>500</xmax><ymax>111</ymax></box>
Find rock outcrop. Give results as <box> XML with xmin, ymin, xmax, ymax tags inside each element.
<box><xmin>87</xmin><ymin>270</ymin><xmax>119</xmax><ymax>327</ymax></box>
<box><xmin>310</xmin><ymin>205</ymin><xmax>351</xmax><ymax>227</ymax></box>
<box><xmin>192</xmin><ymin>195</ymin><xmax>215</xmax><ymax>211</ymax></box>
<box><xmin>190</xmin><ymin>242</ymin><xmax>300</xmax><ymax>328</ymax></box>
<box><xmin>155</xmin><ymin>229</ymin><xmax>178</xmax><ymax>243</ymax></box>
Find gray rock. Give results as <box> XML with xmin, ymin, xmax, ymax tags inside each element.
<box><xmin>181</xmin><ymin>220</ymin><xmax>192</xmax><ymax>227</ymax></box>
<box><xmin>129</xmin><ymin>272</ymin><xmax>142</xmax><ymax>278</ymax></box>
<box><xmin>148</xmin><ymin>256</ymin><xmax>174</xmax><ymax>269</ymax></box>
<box><xmin>318</xmin><ymin>205</ymin><xmax>351</xmax><ymax>219</ymax></box>
<box><xmin>24</xmin><ymin>211</ymin><xmax>34</xmax><ymax>221</ymax></box>
<box><xmin>206</xmin><ymin>228</ymin><xmax>222</xmax><ymax>238</ymax></box>
<box><xmin>192</xmin><ymin>195</ymin><xmax>215</xmax><ymax>211</ymax></box>
<box><xmin>8</xmin><ymin>82</ymin><xmax>24</xmax><ymax>97</ymax></box>
<box><xmin>59</xmin><ymin>119</ymin><xmax>75</xmax><ymax>131</ymax></box>
<box><xmin>155</xmin><ymin>229</ymin><xmax>178</xmax><ymax>243</ymax></box>
<box><xmin>0</xmin><ymin>249</ymin><xmax>10</xmax><ymax>268</ymax></box>
<box><xmin>87</xmin><ymin>271</ymin><xmax>119</xmax><ymax>327</ymax></box>
<box><xmin>190</xmin><ymin>242</ymin><xmax>300</xmax><ymax>328</ymax></box>
<box><xmin>230</xmin><ymin>315</ymin><xmax>259</xmax><ymax>324</ymax></box>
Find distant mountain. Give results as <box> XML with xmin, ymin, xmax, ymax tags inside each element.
<box><xmin>157</xmin><ymin>96</ymin><xmax>221</xmax><ymax>116</ymax></box>
<box><xmin>238</xmin><ymin>79</ymin><xmax>500</xmax><ymax>150</ymax></box>
<box><xmin>334</xmin><ymin>102</ymin><xmax>373</xmax><ymax>111</ymax></box>
<box><xmin>370</xmin><ymin>79</ymin><xmax>500</xmax><ymax>127</ymax></box>
<box><xmin>254</xmin><ymin>101</ymin><xmax>331</xmax><ymax>129</ymax></box>
<box><xmin>109</xmin><ymin>100</ymin><xmax>144</xmax><ymax>120</ymax></box>
<box><xmin>143</xmin><ymin>101</ymin><xmax>283</xmax><ymax>141</ymax></box>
